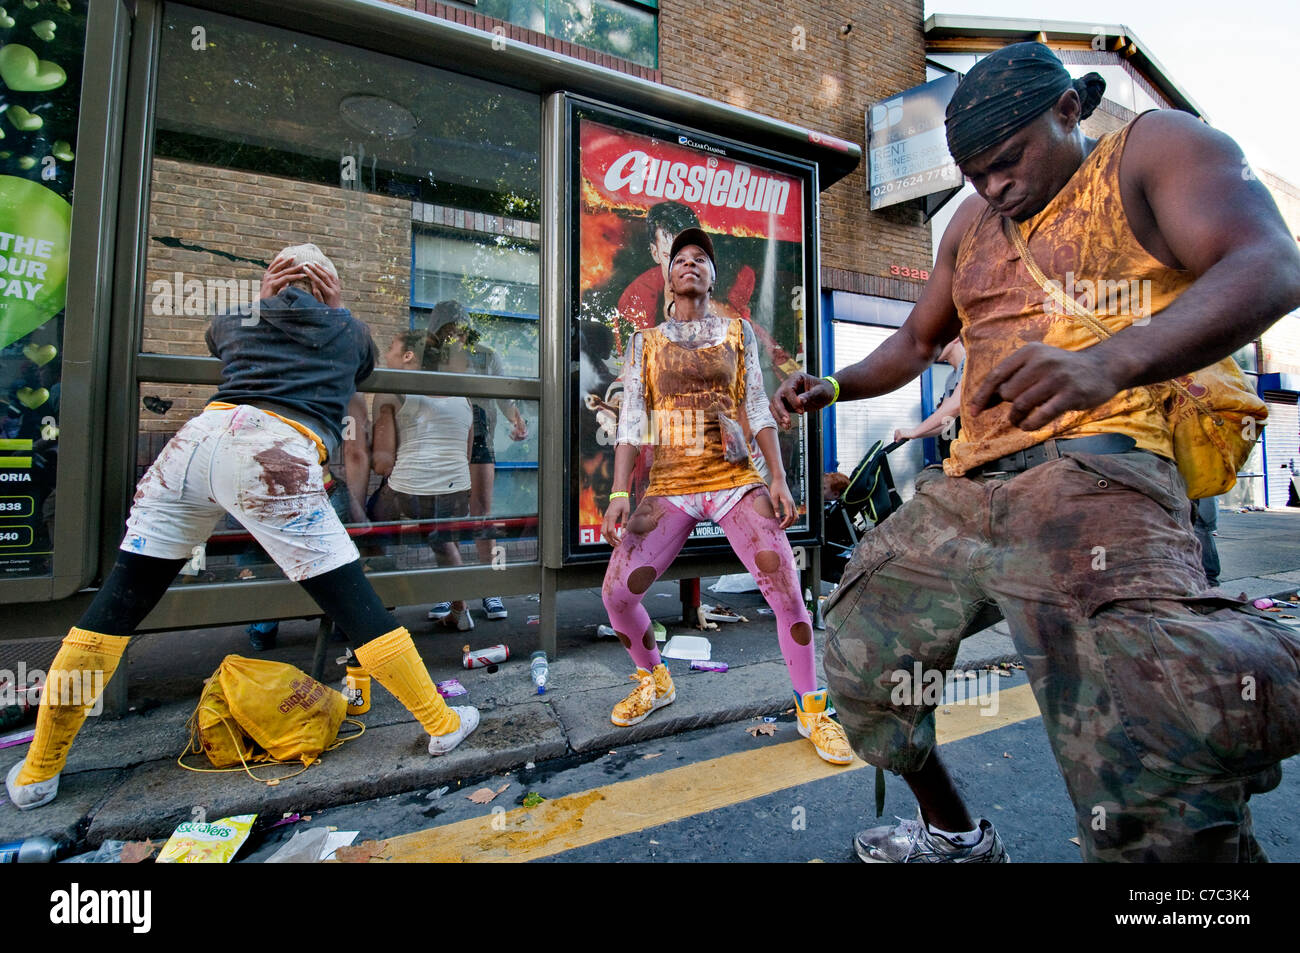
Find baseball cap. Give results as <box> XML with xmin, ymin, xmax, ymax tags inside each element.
<box><xmin>668</xmin><ymin>227</ymin><xmax>716</xmax><ymax>272</ymax></box>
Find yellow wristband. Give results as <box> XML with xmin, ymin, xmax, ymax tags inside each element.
<box><xmin>609</xmin><ymin>491</ymin><xmax>630</xmax><ymax>500</ymax></box>
<box><xmin>825</xmin><ymin>376</ymin><xmax>841</xmax><ymax>405</ymax></box>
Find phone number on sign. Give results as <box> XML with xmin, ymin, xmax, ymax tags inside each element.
<box><xmin>872</xmin><ymin>167</ymin><xmax>957</xmax><ymax>197</ymax></box>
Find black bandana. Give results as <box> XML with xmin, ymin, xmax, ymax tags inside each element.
<box><xmin>945</xmin><ymin>42</ymin><xmax>1105</xmax><ymax>167</ymax></box>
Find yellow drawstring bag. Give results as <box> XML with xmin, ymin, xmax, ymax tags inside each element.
<box><xmin>183</xmin><ymin>656</ymin><xmax>352</xmax><ymax>783</ymax></box>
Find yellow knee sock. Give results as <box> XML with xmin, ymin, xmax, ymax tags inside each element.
<box><xmin>17</xmin><ymin>628</ymin><xmax>130</xmax><ymax>785</ymax></box>
<box><xmin>353</xmin><ymin>628</ymin><xmax>459</xmax><ymax>736</ymax></box>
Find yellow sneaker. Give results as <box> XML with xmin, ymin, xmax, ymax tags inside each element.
<box><xmin>611</xmin><ymin>663</ymin><xmax>676</xmax><ymax>726</ymax></box>
<box><xmin>795</xmin><ymin>689</ymin><xmax>854</xmax><ymax>765</ymax></box>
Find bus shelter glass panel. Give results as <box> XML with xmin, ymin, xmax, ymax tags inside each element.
<box><xmin>134</xmin><ymin>7</ymin><xmax>541</xmax><ymax>589</ymax></box>
<box><xmin>135</xmin><ymin>385</ymin><xmax>539</xmax><ymax>583</ymax></box>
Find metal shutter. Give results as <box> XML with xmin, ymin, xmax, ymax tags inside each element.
<box><xmin>831</xmin><ymin>322</ymin><xmax>926</xmax><ymax>498</ymax></box>
<box><xmin>1264</xmin><ymin>400</ymin><xmax>1300</xmax><ymax>507</ymax></box>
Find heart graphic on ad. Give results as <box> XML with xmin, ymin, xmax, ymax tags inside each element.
<box><xmin>22</xmin><ymin>341</ymin><xmax>56</xmax><ymax>365</ymax></box>
<box><xmin>0</xmin><ymin>175</ymin><xmax>72</xmax><ymax>349</ymax></box>
<box><xmin>16</xmin><ymin>385</ymin><xmax>48</xmax><ymax>409</ymax></box>
<box><xmin>0</xmin><ymin>42</ymin><xmax>67</xmax><ymax>92</ymax></box>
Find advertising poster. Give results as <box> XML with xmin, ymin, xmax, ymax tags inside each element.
<box><xmin>0</xmin><ymin>1</ymin><xmax>84</xmax><ymax>578</ymax></box>
<box><xmin>569</xmin><ymin>106</ymin><xmax>813</xmax><ymax>561</ymax></box>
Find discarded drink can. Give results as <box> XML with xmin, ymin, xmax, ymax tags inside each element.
<box><xmin>463</xmin><ymin>643</ymin><xmax>510</xmax><ymax>669</ymax></box>
<box><xmin>690</xmin><ymin>660</ymin><xmax>729</xmax><ymax>673</ymax></box>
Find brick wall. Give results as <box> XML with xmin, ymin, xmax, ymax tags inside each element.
<box><xmin>141</xmin><ymin>158</ymin><xmax>411</xmax><ymax>433</ymax></box>
<box><xmin>658</xmin><ymin>1</ymin><xmax>932</xmax><ymax>298</ymax></box>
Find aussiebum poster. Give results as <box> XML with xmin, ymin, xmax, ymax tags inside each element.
<box><xmin>0</xmin><ymin>1</ymin><xmax>84</xmax><ymax>577</ymax></box>
<box><xmin>570</xmin><ymin>110</ymin><xmax>812</xmax><ymax>560</ymax></box>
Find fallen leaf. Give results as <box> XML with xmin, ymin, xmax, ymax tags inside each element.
<box><xmin>642</xmin><ymin>752</ymin><xmax>662</xmax><ymax>760</ymax></box>
<box><xmin>1069</xmin><ymin>836</ymin><xmax>1081</xmax><ymax>846</ymax></box>
<box><xmin>334</xmin><ymin>839</ymin><xmax>388</xmax><ymax>863</ymax></box>
<box><xmin>120</xmin><ymin>840</ymin><xmax>156</xmax><ymax>864</ymax></box>
<box><xmin>746</xmin><ymin>723</ymin><xmax>778</xmax><ymax>737</ymax></box>
<box><xmin>467</xmin><ymin>787</ymin><xmax>500</xmax><ymax>804</ymax></box>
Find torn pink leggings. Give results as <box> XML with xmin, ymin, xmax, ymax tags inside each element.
<box><xmin>601</xmin><ymin>487</ymin><xmax>816</xmax><ymax>694</ymax></box>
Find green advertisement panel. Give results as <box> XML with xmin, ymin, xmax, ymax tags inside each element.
<box><xmin>0</xmin><ymin>0</ymin><xmax>84</xmax><ymax>579</ymax></box>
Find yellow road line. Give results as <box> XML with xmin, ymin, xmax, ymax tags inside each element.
<box><xmin>374</xmin><ymin>683</ymin><xmax>1040</xmax><ymax>863</ymax></box>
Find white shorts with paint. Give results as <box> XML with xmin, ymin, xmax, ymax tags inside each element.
<box><xmin>122</xmin><ymin>405</ymin><xmax>357</xmax><ymax>581</ymax></box>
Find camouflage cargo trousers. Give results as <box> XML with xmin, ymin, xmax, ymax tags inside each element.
<box><xmin>823</xmin><ymin>450</ymin><xmax>1300</xmax><ymax>862</ymax></box>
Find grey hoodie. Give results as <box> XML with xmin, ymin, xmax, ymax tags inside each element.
<box><xmin>205</xmin><ymin>286</ymin><xmax>375</xmax><ymax>453</ymax></box>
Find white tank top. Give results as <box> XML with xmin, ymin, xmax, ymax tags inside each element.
<box><xmin>387</xmin><ymin>395</ymin><xmax>473</xmax><ymax>495</ymax></box>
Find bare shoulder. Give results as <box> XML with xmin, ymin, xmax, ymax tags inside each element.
<box><xmin>1123</xmin><ymin>110</ymin><xmax>1244</xmax><ymax>180</ymax></box>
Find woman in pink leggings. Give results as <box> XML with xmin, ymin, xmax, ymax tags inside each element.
<box><xmin>601</xmin><ymin>228</ymin><xmax>852</xmax><ymax>765</ymax></box>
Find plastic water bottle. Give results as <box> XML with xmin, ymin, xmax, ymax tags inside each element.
<box><xmin>530</xmin><ymin>651</ymin><xmax>549</xmax><ymax>695</ymax></box>
<box><xmin>0</xmin><ymin>836</ymin><xmax>64</xmax><ymax>863</ymax></box>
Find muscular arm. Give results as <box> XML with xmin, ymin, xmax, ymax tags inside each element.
<box><xmin>1108</xmin><ymin>112</ymin><xmax>1300</xmax><ymax>384</ymax></box>
<box><xmin>972</xmin><ymin>112</ymin><xmax>1300</xmax><ymax>429</ymax></box>
<box><xmin>771</xmin><ymin>196</ymin><xmax>978</xmax><ymax>426</ymax></box>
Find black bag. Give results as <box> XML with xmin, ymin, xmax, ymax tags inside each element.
<box><xmin>822</xmin><ymin>439</ymin><xmax>905</xmax><ymax>583</ymax></box>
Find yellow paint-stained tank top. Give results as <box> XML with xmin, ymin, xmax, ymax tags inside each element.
<box><xmin>947</xmin><ymin>117</ymin><xmax>1193</xmax><ymax>476</ymax></box>
<box><xmin>642</xmin><ymin>317</ymin><xmax>765</xmax><ymax>497</ymax></box>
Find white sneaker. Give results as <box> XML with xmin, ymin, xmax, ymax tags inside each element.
<box><xmin>428</xmin><ymin>706</ymin><xmax>480</xmax><ymax>755</ymax></box>
<box><xmin>5</xmin><ymin>759</ymin><xmax>59</xmax><ymax>811</ymax></box>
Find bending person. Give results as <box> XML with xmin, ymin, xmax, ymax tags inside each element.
<box><xmin>601</xmin><ymin>228</ymin><xmax>853</xmax><ymax>765</ymax></box>
<box><xmin>6</xmin><ymin>245</ymin><xmax>478</xmax><ymax>812</ymax></box>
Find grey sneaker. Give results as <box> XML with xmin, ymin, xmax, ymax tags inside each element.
<box><xmin>428</xmin><ymin>706</ymin><xmax>480</xmax><ymax>756</ymax></box>
<box><xmin>6</xmin><ymin>759</ymin><xmax>59</xmax><ymax>811</ymax></box>
<box><xmin>853</xmin><ymin>812</ymin><xmax>1008</xmax><ymax>863</ymax></box>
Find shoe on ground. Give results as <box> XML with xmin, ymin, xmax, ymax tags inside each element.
<box><xmin>428</xmin><ymin>705</ymin><xmax>480</xmax><ymax>755</ymax></box>
<box><xmin>611</xmin><ymin>663</ymin><xmax>675</xmax><ymax>726</ymax></box>
<box><xmin>246</xmin><ymin>621</ymin><xmax>279</xmax><ymax>651</ymax></box>
<box><xmin>437</xmin><ymin>605</ymin><xmax>474</xmax><ymax>632</ymax></box>
<box><xmin>427</xmin><ymin>602</ymin><xmax>452</xmax><ymax>621</ymax></box>
<box><xmin>794</xmin><ymin>688</ymin><xmax>854</xmax><ymax>765</ymax></box>
<box><xmin>482</xmin><ymin>596</ymin><xmax>508</xmax><ymax>620</ymax></box>
<box><xmin>5</xmin><ymin>760</ymin><xmax>59</xmax><ymax>811</ymax></box>
<box><xmin>853</xmin><ymin>811</ymin><xmax>1009</xmax><ymax>863</ymax></box>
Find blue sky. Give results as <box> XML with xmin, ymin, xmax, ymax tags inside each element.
<box><xmin>924</xmin><ymin>0</ymin><xmax>1300</xmax><ymax>186</ymax></box>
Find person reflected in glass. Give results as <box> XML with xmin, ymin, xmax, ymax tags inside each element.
<box><xmin>425</xmin><ymin>301</ymin><xmax>527</xmax><ymax>623</ymax></box>
<box><xmin>371</xmin><ymin>330</ymin><xmax>476</xmax><ymax>632</ymax></box>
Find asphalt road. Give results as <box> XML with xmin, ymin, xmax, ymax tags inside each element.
<box><xmin>237</xmin><ymin>669</ymin><xmax>1300</xmax><ymax>865</ymax></box>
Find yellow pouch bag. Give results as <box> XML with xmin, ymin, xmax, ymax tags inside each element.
<box><xmin>218</xmin><ymin>655</ymin><xmax>346</xmax><ymax>767</ymax></box>
<box><xmin>192</xmin><ymin>671</ymin><xmax>256</xmax><ymax>769</ymax></box>
<box><xmin>183</xmin><ymin>656</ymin><xmax>351</xmax><ymax>783</ymax></box>
<box><xmin>1161</xmin><ymin>364</ymin><xmax>1268</xmax><ymax>500</ymax></box>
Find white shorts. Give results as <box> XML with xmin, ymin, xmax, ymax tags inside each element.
<box><xmin>122</xmin><ymin>405</ymin><xmax>358</xmax><ymax>581</ymax></box>
<box><xmin>664</xmin><ymin>483</ymin><xmax>761</xmax><ymax>523</ymax></box>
